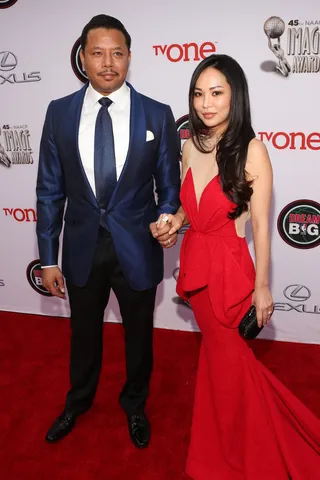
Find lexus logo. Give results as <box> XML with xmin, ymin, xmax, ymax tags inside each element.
<box><xmin>275</xmin><ymin>284</ymin><xmax>319</xmax><ymax>314</ymax></box>
<box><xmin>0</xmin><ymin>52</ymin><xmax>17</xmax><ymax>71</ymax></box>
<box><xmin>283</xmin><ymin>285</ymin><xmax>311</xmax><ymax>302</ymax></box>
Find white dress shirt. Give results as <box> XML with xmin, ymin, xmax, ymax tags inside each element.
<box><xmin>79</xmin><ymin>81</ymin><xmax>131</xmax><ymax>194</ymax></box>
<box><xmin>42</xmin><ymin>82</ymin><xmax>131</xmax><ymax>269</ymax></box>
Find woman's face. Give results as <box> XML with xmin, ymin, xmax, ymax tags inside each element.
<box><xmin>193</xmin><ymin>67</ymin><xmax>231</xmax><ymax>133</ymax></box>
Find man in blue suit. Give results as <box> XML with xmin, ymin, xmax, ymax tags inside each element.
<box><xmin>36</xmin><ymin>14</ymin><xmax>180</xmax><ymax>447</ymax></box>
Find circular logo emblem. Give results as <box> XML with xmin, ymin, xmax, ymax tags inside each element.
<box><xmin>26</xmin><ymin>260</ymin><xmax>52</xmax><ymax>296</ymax></box>
<box><xmin>172</xmin><ymin>267</ymin><xmax>191</xmax><ymax>308</ymax></box>
<box><xmin>0</xmin><ymin>51</ymin><xmax>17</xmax><ymax>71</ymax></box>
<box><xmin>172</xmin><ymin>267</ymin><xmax>180</xmax><ymax>282</ymax></box>
<box><xmin>283</xmin><ymin>285</ymin><xmax>311</xmax><ymax>302</ymax></box>
<box><xmin>264</xmin><ymin>16</ymin><xmax>285</xmax><ymax>39</ymax></box>
<box><xmin>70</xmin><ymin>38</ymin><xmax>88</xmax><ymax>83</ymax></box>
<box><xmin>178</xmin><ymin>224</ymin><xmax>190</xmax><ymax>235</ymax></box>
<box><xmin>277</xmin><ymin>199</ymin><xmax>320</xmax><ymax>249</ymax></box>
<box><xmin>176</xmin><ymin>114</ymin><xmax>190</xmax><ymax>159</ymax></box>
<box><xmin>0</xmin><ymin>0</ymin><xmax>18</xmax><ymax>8</ymax></box>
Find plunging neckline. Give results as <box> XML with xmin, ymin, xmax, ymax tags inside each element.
<box><xmin>187</xmin><ymin>168</ymin><xmax>219</xmax><ymax>212</ymax></box>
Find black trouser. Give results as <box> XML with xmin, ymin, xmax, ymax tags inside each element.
<box><xmin>65</xmin><ymin>227</ymin><xmax>157</xmax><ymax>416</ymax></box>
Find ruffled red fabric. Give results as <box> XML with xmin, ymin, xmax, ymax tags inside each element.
<box><xmin>177</xmin><ymin>168</ymin><xmax>320</xmax><ymax>479</ymax></box>
<box><xmin>177</xmin><ymin>170</ymin><xmax>255</xmax><ymax>328</ymax></box>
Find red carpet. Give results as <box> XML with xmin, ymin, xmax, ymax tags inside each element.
<box><xmin>0</xmin><ymin>310</ymin><xmax>320</xmax><ymax>480</ymax></box>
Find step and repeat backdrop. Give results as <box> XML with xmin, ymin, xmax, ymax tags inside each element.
<box><xmin>0</xmin><ymin>0</ymin><xmax>319</xmax><ymax>343</ymax></box>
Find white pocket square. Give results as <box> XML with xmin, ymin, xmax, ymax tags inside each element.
<box><xmin>146</xmin><ymin>130</ymin><xmax>154</xmax><ymax>142</ymax></box>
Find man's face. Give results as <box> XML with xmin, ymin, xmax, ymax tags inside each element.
<box><xmin>80</xmin><ymin>27</ymin><xmax>131</xmax><ymax>95</ymax></box>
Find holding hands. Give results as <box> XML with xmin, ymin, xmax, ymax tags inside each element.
<box><xmin>149</xmin><ymin>213</ymin><xmax>184</xmax><ymax>248</ymax></box>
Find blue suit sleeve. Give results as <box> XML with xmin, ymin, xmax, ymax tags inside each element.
<box><xmin>154</xmin><ymin>105</ymin><xmax>181</xmax><ymax>216</ymax></box>
<box><xmin>36</xmin><ymin>101</ymin><xmax>66</xmax><ymax>266</ymax></box>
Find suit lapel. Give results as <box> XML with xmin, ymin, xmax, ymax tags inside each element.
<box><xmin>67</xmin><ymin>83</ymin><xmax>98</xmax><ymax>207</ymax></box>
<box><xmin>108</xmin><ymin>83</ymin><xmax>146</xmax><ymax>210</ymax></box>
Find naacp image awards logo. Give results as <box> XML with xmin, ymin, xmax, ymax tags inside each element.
<box><xmin>71</xmin><ymin>38</ymin><xmax>88</xmax><ymax>83</ymax></box>
<box><xmin>0</xmin><ymin>124</ymin><xmax>34</xmax><ymax>167</ymax></box>
<box><xmin>0</xmin><ymin>0</ymin><xmax>18</xmax><ymax>8</ymax></box>
<box><xmin>263</xmin><ymin>16</ymin><xmax>320</xmax><ymax>76</ymax></box>
<box><xmin>277</xmin><ymin>199</ymin><xmax>320</xmax><ymax>249</ymax></box>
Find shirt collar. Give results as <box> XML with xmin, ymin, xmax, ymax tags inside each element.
<box><xmin>85</xmin><ymin>82</ymin><xmax>130</xmax><ymax>110</ymax></box>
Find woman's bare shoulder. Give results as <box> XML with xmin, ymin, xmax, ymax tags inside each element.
<box><xmin>246</xmin><ymin>138</ymin><xmax>272</xmax><ymax>179</ymax></box>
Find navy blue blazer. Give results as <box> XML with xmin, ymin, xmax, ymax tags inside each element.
<box><xmin>36</xmin><ymin>82</ymin><xmax>181</xmax><ymax>290</ymax></box>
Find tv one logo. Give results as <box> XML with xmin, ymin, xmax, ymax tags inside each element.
<box><xmin>277</xmin><ymin>200</ymin><xmax>320</xmax><ymax>249</ymax></box>
<box><xmin>3</xmin><ymin>208</ymin><xmax>36</xmax><ymax>222</ymax></box>
<box><xmin>258</xmin><ymin>131</ymin><xmax>320</xmax><ymax>150</ymax></box>
<box><xmin>153</xmin><ymin>41</ymin><xmax>216</xmax><ymax>63</ymax></box>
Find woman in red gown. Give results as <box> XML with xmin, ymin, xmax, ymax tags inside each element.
<box><xmin>155</xmin><ymin>54</ymin><xmax>320</xmax><ymax>479</ymax></box>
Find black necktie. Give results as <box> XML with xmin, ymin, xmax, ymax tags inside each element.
<box><xmin>94</xmin><ymin>97</ymin><xmax>117</xmax><ymax>219</ymax></box>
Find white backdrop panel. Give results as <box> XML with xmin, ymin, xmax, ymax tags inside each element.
<box><xmin>0</xmin><ymin>0</ymin><xmax>319</xmax><ymax>343</ymax></box>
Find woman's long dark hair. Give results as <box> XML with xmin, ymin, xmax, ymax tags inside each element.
<box><xmin>188</xmin><ymin>54</ymin><xmax>255</xmax><ymax>219</ymax></box>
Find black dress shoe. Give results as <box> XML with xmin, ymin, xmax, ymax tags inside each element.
<box><xmin>45</xmin><ymin>411</ymin><xmax>76</xmax><ymax>443</ymax></box>
<box><xmin>127</xmin><ymin>411</ymin><xmax>150</xmax><ymax>448</ymax></box>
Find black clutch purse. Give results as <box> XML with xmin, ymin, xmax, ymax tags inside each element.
<box><xmin>238</xmin><ymin>305</ymin><xmax>263</xmax><ymax>340</ymax></box>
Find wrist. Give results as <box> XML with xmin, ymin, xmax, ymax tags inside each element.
<box><xmin>254</xmin><ymin>283</ymin><xmax>269</xmax><ymax>290</ymax></box>
<box><xmin>175</xmin><ymin>212</ymin><xmax>185</xmax><ymax>225</ymax></box>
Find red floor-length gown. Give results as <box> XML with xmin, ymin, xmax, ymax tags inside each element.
<box><xmin>177</xmin><ymin>168</ymin><xmax>320</xmax><ymax>480</ymax></box>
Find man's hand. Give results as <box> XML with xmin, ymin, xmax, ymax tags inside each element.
<box><xmin>149</xmin><ymin>213</ymin><xmax>183</xmax><ymax>248</ymax></box>
<box><xmin>42</xmin><ymin>266</ymin><xmax>66</xmax><ymax>299</ymax></box>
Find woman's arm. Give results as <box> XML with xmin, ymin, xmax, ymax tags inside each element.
<box><xmin>246</xmin><ymin>138</ymin><xmax>274</xmax><ymax>326</ymax></box>
<box><xmin>154</xmin><ymin>139</ymin><xmax>191</xmax><ymax>242</ymax></box>
<box><xmin>169</xmin><ymin>140</ymin><xmax>191</xmax><ymax>229</ymax></box>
